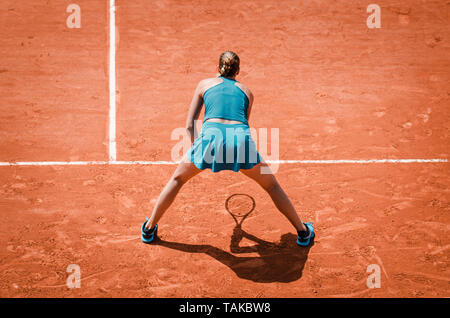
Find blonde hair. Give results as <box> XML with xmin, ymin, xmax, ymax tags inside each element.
<box><xmin>218</xmin><ymin>51</ymin><xmax>240</xmax><ymax>77</ymax></box>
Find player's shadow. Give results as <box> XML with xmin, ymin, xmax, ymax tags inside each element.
<box><xmin>154</xmin><ymin>225</ymin><xmax>313</xmax><ymax>283</ymax></box>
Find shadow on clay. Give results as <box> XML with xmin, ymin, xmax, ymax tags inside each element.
<box><xmin>153</xmin><ymin>225</ymin><xmax>314</xmax><ymax>283</ymax></box>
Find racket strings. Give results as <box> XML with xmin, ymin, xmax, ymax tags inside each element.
<box><xmin>225</xmin><ymin>193</ymin><xmax>256</xmax><ymax>220</ymax></box>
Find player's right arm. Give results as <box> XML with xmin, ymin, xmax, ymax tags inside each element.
<box><xmin>238</xmin><ymin>84</ymin><xmax>254</xmax><ymax>121</ymax></box>
<box><xmin>246</xmin><ymin>89</ymin><xmax>254</xmax><ymax>121</ymax></box>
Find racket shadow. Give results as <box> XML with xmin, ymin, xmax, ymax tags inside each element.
<box><xmin>153</xmin><ymin>226</ymin><xmax>313</xmax><ymax>283</ymax></box>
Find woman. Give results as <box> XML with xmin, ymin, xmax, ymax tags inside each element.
<box><xmin>141</xmin><ymin>51</ymin><xmax>314</xmax><ymax>247</ymax></box>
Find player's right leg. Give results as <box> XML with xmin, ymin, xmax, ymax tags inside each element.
<box><xmin>240</xmin><ymin>161</ymin><xmax>314</xmax><ymax>246</ymax></box>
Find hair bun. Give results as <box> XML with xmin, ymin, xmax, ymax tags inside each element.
<box><xmin>218</xmin><ymin>51</ymin><xmax>240</xmax><ymax>77</ymax></box>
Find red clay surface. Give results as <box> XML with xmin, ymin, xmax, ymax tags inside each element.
<box><xmin>116</xmin><ymin>0</ymin><xmax>450</xmax><ymax>161</ymax></box>
<box><xmin>0</xmin><ymin>0</ymin><xmax>449</xmax><ymax>297</ymax></box>
<box><xmin>0</xmin><ymin>0</ymin><xmax>109</xmax><ymax>162</ymax></box>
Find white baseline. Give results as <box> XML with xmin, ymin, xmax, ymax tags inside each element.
<box><xmin>0</xmin><ymin>159</ymin><xmax>447</xmax><ymax>166</ymax></box>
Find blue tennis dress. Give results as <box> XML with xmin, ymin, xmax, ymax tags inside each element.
<box><xmin>188</xmin><ymin>76</ymin><xmax>262</xmax><ymax>172</ymax></box>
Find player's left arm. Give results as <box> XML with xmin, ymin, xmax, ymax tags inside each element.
<box><xmin>185</xmin><ymin>80</ymin><xmax>204</xmax><ymax>144</ymax></box>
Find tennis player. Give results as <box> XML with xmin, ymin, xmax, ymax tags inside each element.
<box><xmin>141</xmin><ymin>51</ymin><xmax>314</xmax><ymax>247</ymax></box>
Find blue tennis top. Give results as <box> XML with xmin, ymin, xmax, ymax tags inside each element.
<box><xmin>203</xmin><ymin>76</ymin><xmax>250</xmax><ymax>126</ymax></box>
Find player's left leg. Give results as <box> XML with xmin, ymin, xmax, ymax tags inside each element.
<box><xmin>144</xmin><ymin>158</ymin><xmax>201</xmax><ymax>231</ymax></box>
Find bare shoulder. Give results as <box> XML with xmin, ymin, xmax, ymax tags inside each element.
<box><xmin>235</xmin><ymin>81</ymin><xmax>254</xmax><ymax>102</ymax></box>
<box><xmin>197</xmin><ymin>77</ymin><xmax>222</xmax><ymax>96</ymax></box>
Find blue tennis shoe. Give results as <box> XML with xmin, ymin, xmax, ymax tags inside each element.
<box><xmin>141</xmin><ymin>218</ymin><xmax>158</xmax><ymax>244</ymax></box>
<box><xmin>297</xmin><ymin>222</ymin><xmax>314</xmax><ymax>247</ymax></box>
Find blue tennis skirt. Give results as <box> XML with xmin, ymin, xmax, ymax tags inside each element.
<box><xmin>188</xmin><ymin>122</ymin><xmax>262</xmax><ymax>172</ymax></box>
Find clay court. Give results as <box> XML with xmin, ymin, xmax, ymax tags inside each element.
<box><xmin>0</xmin><ymin>0</ymin><xmax>449</xmax><ymax>298</ymax></box>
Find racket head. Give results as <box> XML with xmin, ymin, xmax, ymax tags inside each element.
<box><xmin>225</xmin><ymin>193</ymin><xmax>256</xmax><ymax>223</ymax></box>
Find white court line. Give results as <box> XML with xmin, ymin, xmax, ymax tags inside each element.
<box><xmin>0</xmin><ymin>159</ymin><xmax>447</xmax><ymax>166</ymax></box>
<box><xmin>108</xmin><ymin>0</ymin><xmax>117</xmax><ymax>161</ymax></box>
<box><xmin>270</xmin><ymin>159</ymin><xmax>448</xmax><ymax>164</ymax></box>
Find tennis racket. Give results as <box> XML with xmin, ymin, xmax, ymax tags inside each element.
<box><xmin>225</xmin><ymin>193</ymin><xmax>256</xmax><ymax>227</ymax></box>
